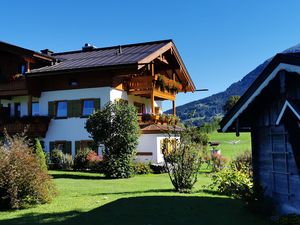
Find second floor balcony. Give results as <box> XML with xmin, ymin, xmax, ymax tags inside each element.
<box><xmin>0</xmin><ymin>115</ymin><xmax>51</xmax><ymax>138</ymax></box>
<box><xmin>0</xmin><ymin>78</ymin><xmax>28</xmax><ymax>97</ymax></box>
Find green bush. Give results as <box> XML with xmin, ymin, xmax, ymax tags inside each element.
<box><xmin>231</xmin><ymin>150</ymin><xmax>252</xmax><ymax>175</ymax></box>
<box><xmin>162</xmin><ymin>128</ymin><xmax>204</xmax><ymax>193</ymax></box>
<box><xmin>209</xmin><ymin>167</ymin><xmax>253</xmax><ymax>200</ymax></box>
<box><xmin>33</xmin><ymin>138</ymin><xmax>47</xmax><ymax>171</ymax></box>
<box><xmin>211</xmin><ymin>153</ymin><xmax>228</xmax><ymax>172</ymax></box>
<box><xmin>0</xmin><ymin>133</ymin><xmax>56</xmax><ymax>209</ymax></box>
<box><xmin>74</xmin><ymin>148</ymin><xmax>93</xmax><ymax>170</ymax></box>
<box><xmin>74</xmin><ymin>149</ymin><xmax>103</xmax><ymax>172</ymax></box>
<box><xmin>86</xmin><ymin>100</ymin><xmax>140</xmax><ymax>178</ymax></box>
<box><xmin>133</xmin><ymin>162</ymin><xmax>152</xmax><ymax>174</ymax></box>
<box><xmin>208</xmin><ymin>151</ymin><xmax>253</xmax><ymax>201</ymax></box>
<box><xmin>49</xmin><ymin>149</ymin><xmax>73</xmax><ymax>170</ymax></box>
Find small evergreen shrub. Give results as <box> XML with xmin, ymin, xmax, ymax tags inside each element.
<box><xmin>133</xmin><ymin>162</ymin><xmax>152</xmax><ymax>174</ymax></box>
<box><xmin>33</xmin><ymin>138</ymin><xmax>47</xmax><ymax>171</ymax></box>
<box><xmin>0</xmin><ymin>133</ymin><xmax>56</xmax><ymax>209</ymax></box>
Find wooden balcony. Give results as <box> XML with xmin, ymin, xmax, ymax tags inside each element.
<box><xmin>0</xmin><ymin>116</ymin><xmax>51</xmax><ymax>137</ymax></box>
<box><xmin>138</xmin><ymin>113</ymin><xmax>179</xmax><ymax>126</ymax></box>
<box><xmin>0</xmin><ymin>79</ymin><xmax>28</xmax><ymax>97</ymax></box>
<box><xmin>127</xmin><ymin>75</ymin><xmax>180</xmax><ymax>101</ymax></box>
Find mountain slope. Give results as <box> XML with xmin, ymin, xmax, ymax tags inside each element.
<box><xmin>166</xmin><ymin>43</ymin><xmax>300</xmax><ymax>125</ymax></box>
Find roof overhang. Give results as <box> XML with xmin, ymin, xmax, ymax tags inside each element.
<box><xmin>0</xmin><ymin>41</ymin><xmax>54</xmax><ymax>62</ymax></box>
<box><xmin>138</xmin><ymin>41</ymin><xmax>195</xmax><ymax>92</ymax></box>
<box><xmin>220</xmin><ymin>53</ymin><xmax>300</xmax><ymax>132</ymax></box>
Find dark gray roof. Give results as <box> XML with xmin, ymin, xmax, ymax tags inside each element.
<box><xmin>29</xmin><ymin>40</ymin><xmax>172</xmax><ymax>74</ymax></box>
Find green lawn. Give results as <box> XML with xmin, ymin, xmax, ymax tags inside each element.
<box><xmin>0</xmin><ymin>132</ymin><xmax>261</xmax><ymax>225</ymax></box>
<box><xmin>0</xmin><ymin>170</ymin><xmax>268</xmax><ymax>225</ymax></box>
<box><xmin>208</xmin><ymin>132</ymin><xmax>251</xmax><ymax>158</ymax></box>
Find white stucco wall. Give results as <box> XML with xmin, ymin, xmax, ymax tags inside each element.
<box><xmin>41</xmin><ymin>87</ymin><xmax>111</xmax><ymax>155</ymax></box>
<box><xmin>1</xmin><ymin>87</ymin><xmax>166</xmax><ymax>162</ymax></box>
<box><xmin>136</xmin><ymin>133</ymin><xmax>171</xmax><ymax>164</ymax></box>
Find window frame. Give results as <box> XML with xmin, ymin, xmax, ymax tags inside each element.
<box><xmin>134</xmin><ymin>102</ymin><xmax>145</xmax><ymax>115</ymax></box>
<box><xmin>81</xmin><ymin>99</ymin><xmax>95</xmax><ymax>117</ymax></box>
<box><xmin>55</xmin><ymin>100</ymin><xmax>68</xmax><ymax>119</ymax></box>
<box><xmin>31</xmin><ymin>101</ymin><xmax>39</xmax><ymax>116</ymax></box>
<box><xmin>54</xmin><ymin>140</ymin><xmax>67</xmax><ymax>152</ymax></box>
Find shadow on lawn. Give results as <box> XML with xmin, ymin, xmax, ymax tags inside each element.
<box><xmin>88</xmin><ymin>188</ymin><xmax>175</xmax><ymax>196</ymax></box>
<box><xmin>0</xmin><ymin>196</ymin><xmax>268</xmax><ymax>225</ymax></box>
<box><xmin>50</xmin><ymin>173</ymin><xmax>106</xmax><ymax>180</ymax></box>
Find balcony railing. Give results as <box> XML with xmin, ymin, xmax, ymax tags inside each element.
<box><xmin>0</xmin><ymin>79</ymin><xmax>28</xmax><ymax>96</ymax></box>
<box><xmin>138</xmin><ymin>113</ymin><xmax>179</xmax><ymax>126</ymax></box>
<box><xmin>0</xmin><ymin>116</ymin><xmax>51</xmax><ymax>137</ymax></box>
<box><xmin>127</xmin><ymin>75</ymin><xmax>182</xmax><ymax>100</ymax></box>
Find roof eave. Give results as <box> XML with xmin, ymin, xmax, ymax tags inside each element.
<box><xmin>220</xmin><ymin>53</ymin><xmax>300</xmax><ymax>132</ymax></box>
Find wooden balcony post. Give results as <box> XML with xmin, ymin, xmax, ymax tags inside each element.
<box><xmin>172</xmin><ymin>100</ymin><xmax>176</xmax><ymax>116</ymax></box>
<box><xmin>151</xmin><ymin>92</ymin><xmax>155</xmax><ymax>114</ymax></box>
<box><xmin>28</xmin><ymin>95</ymin><xmax>32</xmax><ymax>116</ymax></box>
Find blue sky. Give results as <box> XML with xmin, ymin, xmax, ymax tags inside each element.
<box><xmin>1</xmin><ymin>0</ymin><xmax>300</xmax><ymax>110</ymax></box>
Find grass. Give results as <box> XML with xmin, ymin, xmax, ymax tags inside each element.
<box><xmin>208</xmin><ymin>132</ymin><xmax>251</xmax><ymax>158</ymax></box>
<box><xmin>0</xmin><ymin>170</ymin><xmax>268</xmax><ymax>225</ymax></box>
<box><xmin>0</xmin><ymin>132</ymin><xmax>262</xmax><ymax>225</ymax></box>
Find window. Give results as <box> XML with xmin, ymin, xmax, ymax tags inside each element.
<box><xmin>54</xmin><ymin>141</ymin><xmax>66</xmax><ymax>152</ymax></box>
<box><xmin>32</xmin><ymin>102</ymin><xmax>39</xmax><ymax>116</ymax></box>
<box><xmin>134</xmin><ymin>102</ymin><xmax>145</xmax><ymax>115</ymax></box>
<box><xmin>75</xmin><ymin>140</ymin><xmax>97</xmax><ymax>154</ymax></box>
<box><xmin>52</xmin><ymin>141</ymin><xmax>72</xmax><ymax>155</ymax></box>
<box><xmin>56</xmin><ymin>101</ymin><xmax>67</xmax><ymax>118</ymax></box>
<box><xmin>82</xmin><ymin>99</ymin><xmax>94</xmax><ymax>116</ymax></box>
<box><xmin>14</xmin><ymin>103</ymin><xmax>21</xmax><ymax>117</ymax></box>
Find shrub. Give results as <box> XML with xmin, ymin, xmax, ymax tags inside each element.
<box><xmin>133</xmin><ymin>162</ymin><xmax>152</xmax><ymax>174</ymax></box>
<box><xmin>74</xmin><ymin>149</ymin><xmax>103</xmax><ymax>172</ymax></box>
<box><xmin>209</xmin><ymin>167</ymin><xmax>254</xmax><ymax>200</ymax></box>
<box><xmin>231</xmin><ymin>150</ymin><xmax>252</xmax><ymax>175</ymax></box>
<box><xmin>0</xmin><ymin>133</ymin><xmax>56</xmax><ymax>209</ymax></box>
<box><xmin>208</xmin><ymin>151</ymin><xmax>253</xmax><ymax>201</ymax></box>
<box><xmin>74</xmin><ymin>148</ymin><xmax>93</xmax><ymax>170</ymax></box>
<box><xmin>86</xmin><ymin>100</ymin><xmax>140</xmax><ymax>178</ymax></box>
<box><xmin>211</xmin><ymin>153</ymin><xmax>228</xmax><ymax>172</ymax></box>
<box><xmin>162</xmin><ymin>128</ymin><xmax>204</xmax><ymax>193</ymax></box>
<box><xmin>184</xmin><ymin>126</ymin><xmax>209</xmax><ymax>146</ymax></box>
<box><xmin>33</xmin><ymin>138</ymin><xmax>47</xmax><ymax>171</ymax></box>
<box><xmin>150</xmin><ymin>164</ymin><xmax>167</xmax><ymax>174</ymax></box>
<box><xmin>49</xmin><ymin>149</ymin><xmax>73</xmax><ymax>170</ymax></box>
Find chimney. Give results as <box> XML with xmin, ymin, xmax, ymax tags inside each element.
<box><xmin>40</xmin><ymin>49</ymin><xmax>54</xmax><ymax>56</ymax></box>
<box><xmin>116</xmin><ymin>45</ymin><xmax>123</xmax><ymax>55</ymax></box>
<box><xmin>82</xmin><ymin>43</ymin><xmax>96</xmax><ymax>51</ymax></box>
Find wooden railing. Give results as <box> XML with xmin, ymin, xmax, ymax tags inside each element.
<box><xmin>127</xmin><ymin>75</ymin><xmax>182</xmax><ymax>97</ymax></box>
<box><xmin>0</xmin><ymin>79</ymin><xmax>27</xmax><ymax>91</ymax></box>
<box><xmin>139</xmin><ymin>114</ymin><xmax>179</xmax><ymax>125</ymax></box>
<box><xmin>127</xmin><ymin>76</ymin><xmax>152</xmax><ymax>91</ymax></box>
<box><xmin>0</xmin><ymin>116</ymin><xmax>51</xmax><ymax>137</ymax></box>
